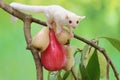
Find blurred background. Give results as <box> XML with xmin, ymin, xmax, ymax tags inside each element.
<box><xmin>0</xmin><ymin>0</ymin><xmax>120</xmax><ymax>80</ymax></box>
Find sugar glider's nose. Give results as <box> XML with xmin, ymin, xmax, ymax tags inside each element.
<box><xmin>72</xmin><ymin>25</ymin><xmax>77</xmax><ymax>29</ymax></box>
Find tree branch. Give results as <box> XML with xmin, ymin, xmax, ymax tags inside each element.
<box><xmin>106</xmin><ymin>63</ymin><xmax>110</xmax><ymax>80</ymax></box>
<box><xmin>0</xmin><ymin>0</ymin><xmax>119</xmax><ymax>80</ymax></box>
<box><xmin>24</xmin><ymin>15</ymin><xmax>43</xmax><ymax>80</ymax></box>
<box><xmin>0</xmin><ymin>0</ymin><xmax>43</xmax><ymax>80</ymax></box>
<box><xmin>0</xmin><ymin>0</ymin><xmax>46</xmax><ymax>25</ymax></box>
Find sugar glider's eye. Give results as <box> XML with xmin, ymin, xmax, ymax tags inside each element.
<box><xmin>76</xmin><ymin>21</ymin><xmax>79</xmax><ymax>24</ymax></box>
<box><xmin>69</xmin><ymin>20</ymin><xmax>72</xmax><ymax>24</ymax></box>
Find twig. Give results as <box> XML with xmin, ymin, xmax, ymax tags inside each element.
<box><xmin>106</xmin><ymin>63</ymin><xmax>110</xmax><ymax>80</ymax></box>
<box><xmin>24</xmin><ymin>15</ymin><xmax>43</xmax><ymax>80</ymax></box>
<box><xmin>71</xmin><ymin>67</ymin><xmax>77</xmax><ymax>80</ymax></box>
<box><xmin>0</xmin><ymin>0</ymin><xmax>119</xmax><ymax>80</ymax></box>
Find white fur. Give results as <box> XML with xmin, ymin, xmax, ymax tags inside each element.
<box><xmin>10</xmin><ymin>2</ymin><xmax>85</xmax><ymax>36</ymax></box>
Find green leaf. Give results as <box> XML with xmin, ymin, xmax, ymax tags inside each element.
<box><xmin>57</xmin><ymin>72</ymin><xmax>62</xmax><ymax>80</ymax></box>
<box><xmin>86</xmin><ymin>49</ymin><xmax>100</xmax><ymax>80</ymax></box>
<box><xmin>48</xmin><ymin>71</ymin><xmax>62</xmax><ymax>80</ymax></box>
<box><xmin>79</xmin><ymin>64</ymin><xmax>91</xmax><ymax>80</ymax></box>
<box><xmin>79</xmin><ymin>45</ymin><xmax>91</xmax><ymax>80</ymax></box>
<box><xmin>80</xmin><ymin>45</ymin><xmax>90</xmax><ymax>64</ymax></box>
<box><xmin>102</xmin><ymin>37</ymin><xmax>120</xmax><ymax>52</ymax></box>
<box><xmin>48</xmin><ymin>72</ymin><xmax>57</xmax><ymax>80</ymax></box>
<box><xmin>62</xmin><ymin>71</ymin><xmax>70</xmax><ymax>80</ymax></box>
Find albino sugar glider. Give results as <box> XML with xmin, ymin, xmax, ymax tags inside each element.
<box><xmin>10</xmin><ymin>2</ymin><xmax>85</xmax><ymax>36</ymax></box>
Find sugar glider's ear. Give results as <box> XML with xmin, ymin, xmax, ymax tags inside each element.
<box><xmin>65</xmin><ymin>15</ymin><xmax>69</xmax><ymax>19</ymax></box>
<box><xmin>79</xmin><ymin>16</ymin><xmax>86</xmax><ymax>20</ymax></box>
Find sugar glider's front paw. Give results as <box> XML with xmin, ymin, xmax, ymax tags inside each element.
<box><xmin>46</xmin><ymin>22</ymin><xmax>53</xmax><ymax>29</ymax></box>
<box><xmin>70</xmin><ymin>32</ymin><xmax>74</xmax><ymax>38</ymax></box>
<box><xmin>56</xmin><ymin>30</ymin><xmax>62</xmax><ymax>35</ymax></box>
<box><xmin>56</xmin><ymin>28</ymin><xmax>63</xmax><ymax>35</ymax></box>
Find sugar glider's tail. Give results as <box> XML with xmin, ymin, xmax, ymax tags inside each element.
<box><xmin>10</xmin><ymin>2</ymin><xmax>47</xmax><ymax>13</ymax></box>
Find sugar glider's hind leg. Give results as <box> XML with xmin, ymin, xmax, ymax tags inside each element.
<box><xmin>45</xmin><ymin>13</ymin><xmax>53</xmax><ymax>29</ymax></box>
<box><xmin>56</xmin><ymin>23</ymin><xmax>63</xmax><ymax>34</ymax></box>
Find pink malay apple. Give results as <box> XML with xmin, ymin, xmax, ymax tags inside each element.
<box><xmin>41</xmin><ymin>30</ymin><xmax>67</xmax><ymax>71</ymax></box>
<box><xmin>31</xmin><ymin>27</ymin><xmax>50</xmax><ymax>52</ymax></box>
